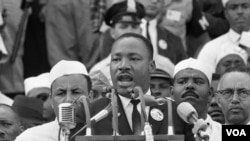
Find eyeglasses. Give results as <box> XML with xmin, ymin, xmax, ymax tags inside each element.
<box><xmin>216</xmin><ymin>88</ymin><xmax>250</xmax><ymax>100</ymax></box>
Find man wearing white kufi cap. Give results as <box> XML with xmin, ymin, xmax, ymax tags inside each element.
<box><xmin>171</xmin><ymin>58</ymin><xmax>222</xmax><ymax>141</ymax></box>
<box><xmin>215</xmin><ymin>43</ymin><xmax>248</xmax><ymax>75</ymax></box>
<box><xmin>15</xmin><ymin>60</ymin><xmax>92</xmax><ymax>141</ymax></box>
<box><xmin>24</xmin><ymin>73</ymin><xmax>55</xmax><ymax>122</ymax></box>
<box><xmin>197</xmin><ymin>0</ymin><xmax>250</xmax><ymax>73</ymax></box>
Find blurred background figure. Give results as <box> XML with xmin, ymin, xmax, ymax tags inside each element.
<box><xmin>197</xmin><ymin>0</ymin><xmax>250</xmax><ymax>73</ymax></box>
<box><xmin>0</xmin><ymin>91</ymin><xmax>13</xmax><ymax>106</ymax></box>
<box><xmin>12</xmin><ymin>95</ymin><xmax>45</xmax><ymax>130</ymax></box>
<box><xmin>215</xmin><ymin>45</ymin><xmax>247</xmax><ymax>75</ymax></box>
<box><xmin>0</xmin><ymin>0</ymin><xmax>25</xmax><ymax>99</ymax></box>
<box><xmin>24</xmin><ymin>73</ymin><xmax>55</xmax><ymax>122</ymax></box>
<box><xmin>89</xmin><ymin>70</ymin><xmax>111</xmax><ymax>102</ymax></box>
<box><xmin>160</xmin><ymin>0</ymin><xmax>210</xmax><ymax>57</ymax></box>
<box><xmin>208</xmin><ymin>73</ymin><xmax>225</xmax><ymax>124</ymax></box>
<box><xmin>45</xmin><ymin>0</ymin><xmax>97</xmax><ymax>70</ymax></box>
<box><xmin>137</xmin><ymin>0</ymin><xmax>187</xmax><ymax>64</ymax></box>
<box><xmin>150</xmin><ymin>55</ymin><xmax>174</xmax><ymax>98</ymax></box>
<box><xmin>0</xmin><ymin>104</ymin><xmax>24</xmax><ymax>141</ymax></box>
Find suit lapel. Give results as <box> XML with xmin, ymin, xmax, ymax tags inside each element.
<box><xmin>148</xmin><ymin>105</ymin><xmax>167</xmax><ymax>134</ymax></box>
<box><xmin>117</xmin><ymin>96</ymin><xmax>133</xmax><ymax>135</ymax></box>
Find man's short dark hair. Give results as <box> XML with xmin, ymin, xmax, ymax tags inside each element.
<box><xmin>114</xmin><ymin>33</ymin><xmax>154</xmax><ymax>59</ymax></box>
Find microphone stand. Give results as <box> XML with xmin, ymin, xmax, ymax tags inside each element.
<box><xmin>82</xmin><ymin>97</ymin><xmax>91</xmax><ymax>136</ymax></box>
<box><xmin>111</xmin><ymin>88</ymin><xmax>119</xmax><ymax>136</ymax></box>
<box><xmin>134</xmin><ymin>86</ymin><xmax>154</xmax><ymax>141</ymax></box>
<box><xmin>167</xmin><ymin>97</ymin><xmax>174</xmax><ymax>135</ymax></box>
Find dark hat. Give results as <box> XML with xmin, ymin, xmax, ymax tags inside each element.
<box><xmin>104</xmin><ymin>0</ymin><xmax>145</xmax><ymax>26</ymax></box>
<box><xmin>12</xmin><ymin>95</ymin><xmax>45</xmax><ymax>124</ymax></box>
<box><xmin>151</xmin><ymin>69</ymin><xmax>172</xmax><ymax>79</ymax></box>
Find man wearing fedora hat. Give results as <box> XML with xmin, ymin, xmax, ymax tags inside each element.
<box><xmin>12</xmin><ymin>95</ymin><xmax>45</xmax><ymax>130</ymax></box>
<box><xmin>15</xmin><ymin>60</ymin><xmax>92</xmax><ymax>141</ymax></box>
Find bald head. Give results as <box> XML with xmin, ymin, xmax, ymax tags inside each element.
<box><xmin>217</xmin><ymin>71</ymin><xmax>250</xmax><ymax>91</ymax></box>
<box><xmin>217</xmin><ymin>71</ymin><xmax>250</xmax><ymax>125</ymax></box>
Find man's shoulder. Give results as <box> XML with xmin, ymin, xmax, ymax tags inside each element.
<box><xmin>203</xmin><ymin>33</ymin><xmax>228</xmax><ymax>48</ymax></box>
<box><xmin>15</xmin><ymin>121</ymin><xmax>58</xmax><ymax>141</ymax></box>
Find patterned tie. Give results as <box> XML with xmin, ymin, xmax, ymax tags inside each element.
<box><xmin>131</xmin><ymin>99</ymin><xmax>141</xmax><ymax>135</ymax></box>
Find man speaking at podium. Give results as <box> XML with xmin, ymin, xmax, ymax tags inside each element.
<box><xmin>91</xmin><ymin>33</ymin><xmax>168</xmax><ymax>136</ymax></box>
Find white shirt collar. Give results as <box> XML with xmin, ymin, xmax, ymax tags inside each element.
<box><xmin>228</xmin><ymin>29</ymin><xmax>241</xmax><ymax>44</ymax></box>
<box><xmin>119</xmin><ymin>89</ymin><xmax>151</xmax><ymax>108</ymax></box>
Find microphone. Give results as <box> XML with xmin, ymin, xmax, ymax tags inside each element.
<box><xmin>58</xmin><ymin>103</ymin><xmax>76</xmax><ymax>129</ymax></box>
<box><xmin>144</xmin><ymin>95</ymin><xmax>174</xmax><ymax>106</ymax></box>
<box><xmin>58</xmin><ymin>103</ymin><xmax>76</xmax><ymax>141</ymax></box>
<box><xmin>127</xmin><ymin>87</ymin><xmax>140</xmax><ymax>99</ymax></box>
<box><xmin>101</xmin><ymin>86</ymin><xmax>114</xmax><ymax>99</ymax></box>
<box><xmin>71</xmin><ymin>103</ymin><xmax>112</xmax><ymax>138</ymax></box>
<box><xmin>177</xmin><ymin>102</ymin><xmax>209</xmax><ymax>141</ymax></box>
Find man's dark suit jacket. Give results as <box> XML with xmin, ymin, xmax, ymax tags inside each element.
<box><xmin>71</xmin><ymin>97</ymin><xmax>195</xmax><ymax>141</ymax></box>
<box><xmin>92</xmin><ymin>96</ymin><xmax>168</xmax><ymax>135</ymax></box>
<box><xmin>90</xmin><ymin>24</ymin><xmax>187</xmax><ymax>67</ymax></box>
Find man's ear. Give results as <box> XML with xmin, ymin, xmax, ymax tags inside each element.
<box><xmin>208</xmin><ymin>87</ymin><xmax>213</xmax><ymax>104</ymax></box>
<box><xmin>149</xmin><ymin>60</ymin><xmax>156</xmax><ymax>73</ymax></box>
<box><xmin>170</xmin><ymin>86</ymin><xmax>174</xmax><ymax>99</ymax></box>
<box><xmin>19</xmin><ymin>125</ymin><xmax>25</xmax><ymax>133</ymax></box>
<box><xmin>110</xmin><ymin>28</ymin><xmax>116</xmax><ymax>39</ymax></box>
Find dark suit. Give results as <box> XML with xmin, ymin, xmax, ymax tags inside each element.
<box><xmin>71</xmin><ymin>97</ymin><xmax>195</xmax><ymax>141</ymax></box>
<box><xmin>92</xmin><ymin>96</ymin><xmax>168</xmax><ymax>135</ymax></box>
<box><xmin>156</xmin><ymin>25</ymin><xmax>187</xmax><ymax>64</ymax></box>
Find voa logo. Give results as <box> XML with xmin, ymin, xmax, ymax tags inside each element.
<box><xmin>226</xmin><ymin>129</ymin><xmax>246</xmax><ymax>136</ymax></box>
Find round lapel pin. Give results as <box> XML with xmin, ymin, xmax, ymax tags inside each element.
<box><xmin>150</xmin><ymin>108</ymin><xmax>164</xmax><ymax>121</ymax></box>
<box><xmin>159</xmin><ymin>39</ymin><xmax>167</xmax><ymax>50</ymax></box>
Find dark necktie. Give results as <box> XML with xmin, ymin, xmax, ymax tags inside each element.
<box><xmin>146</xmin><ymin>21</ymin><xmax>151</xmax><ymax>41</ymax></box>
<box><xmin>131</xmin><ymin>99</ymin><xmax>141</xmax><ymax>135</ymax></box>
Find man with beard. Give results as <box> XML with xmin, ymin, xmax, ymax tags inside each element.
<box><xmin>91</xmin><ymin>33</ymin><xmax>169</xmax><ymax>135</ymax></box>
<box><xmin>216</xmin><ymin>70</ymin><xmax>250</xmax><ymax>125</ymax></box>
<box><xmin>171</xmin><ymin>58</ymin><xmax>221</xmax><ymax>141</ymax></box>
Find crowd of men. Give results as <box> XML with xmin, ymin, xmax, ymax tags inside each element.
<box><xmin>1</xmin><ymin>0</ymin><xmax>250</xmax><ymax>141</ymax></box>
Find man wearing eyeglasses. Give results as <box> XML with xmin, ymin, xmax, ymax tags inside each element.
<box><xmin>216</xmin><ymin>70</ymin><xmax>250</xmax><ymax>125</ymax></box>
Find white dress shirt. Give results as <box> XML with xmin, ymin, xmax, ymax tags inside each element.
<box><xmin>119</xmin><ymin>89</ymin><xmax>150</xmax><ymax>131</ymax></box>
<box><xmin>204</xmin><ymin>115</ymin><xmax>222</xmax><ymax>141</ymax></box>
<box><xmin>141</xmin><ymin>19</ymin><xmax>158</xmax><ymax>59</ymax></box>
<box><xmin>15</xmin><ymin>119</ymin><xmax>60</xmax><ymax>141</ymax></box>
<box><xmin>197</xmin><ymin>29</ymin><xmax>248</xmax><ymax>73</ymax></box>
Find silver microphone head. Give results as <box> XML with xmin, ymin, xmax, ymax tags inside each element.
<box><xmin>177</xmin><ymin>102</ymin><xmax>198</xmax><ymax>124</ymax></box>
<box><xmin>58</xmin><ymin>103</ymin><xmax>76</xmax><ymax>129</ymax></box>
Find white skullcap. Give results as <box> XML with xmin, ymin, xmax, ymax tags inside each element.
<box><xmin>24</xmin><ymin>73</ymin><xmax>50</xmax><ymax>95</ymax></box>
<box><xmin>154</xmin><ymin>55</ymin><xmax>175</xmax><ymax>77</ymax></box>
<box><xmin>174</xmin><ymin>58</ymin><xmax>213</xmax><ymax>84</ymax></box>
<box><xmin>222</xmin><ymin>0</ymin><xmax>229</xmax><ymax>7</ymax></box>
<box><xmin>49</xmin><ymin>60</ymin><xmax>88</xmax><ymax>85</ymax></box>
<box><xmin>215</xmin><ymin>44</ymin><xmax>248</xmax><ymax>67</ymax></box>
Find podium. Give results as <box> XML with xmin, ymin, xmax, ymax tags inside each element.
<box><xmin>75</xmin><ymin>135</ymin><xmax>184</xmax><ymax>141</ymax></box>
